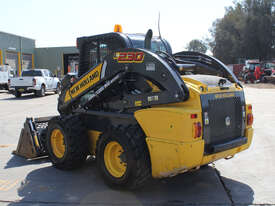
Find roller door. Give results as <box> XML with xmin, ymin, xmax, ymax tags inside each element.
<box><xmin>5</xmin><ymin>51</ymin><xmax>19</xmax><ymax>75</ymax></box>
<box><xmin>22</xmin><ymin>53</ymin><xmax>33</xmax><ymax>70</ymax></box>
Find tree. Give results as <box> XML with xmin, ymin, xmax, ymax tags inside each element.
<box><xmin>186</xmin><ymin>39</ymin><xmax>207</xmax><ymax>53</ymax></box>
<box><xmin>208</xmin><ymin>0</ymin><xmax>274</xmax><ymax>64</ymax></box>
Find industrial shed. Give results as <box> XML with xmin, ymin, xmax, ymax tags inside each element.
<box><xmin>0</xmin><ymin>31</ymin><xmax>35</xmax><ymax>76</ymax></box>
<box><xmin>0</xmin><ymin>31</ymin><xmax>79</xmax><ymax>77</ymax></box>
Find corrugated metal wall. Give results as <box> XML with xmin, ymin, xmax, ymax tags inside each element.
<box><xmin>34</xmin><ymin>47</ymin><xmax>78</xmax><ymax>75</ymax></box>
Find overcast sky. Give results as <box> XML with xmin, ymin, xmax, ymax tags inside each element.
<box><xmin>0</xmin><ymin>0</ymin><xmax>234</xmax><ymax>52</ymax></box>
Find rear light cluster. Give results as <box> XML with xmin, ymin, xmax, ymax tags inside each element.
<box><xmin>193</xmin><ymin>122</ymin><xmax>202</xmax><ymax>138</ymax></box>
<box><xmin>247</xmin><ymin>105</ymin><xmax>253</xmax><ymax>126</ymax></box>
<box><xmin>32</xmin><ymin>78</ymin><xmax>36</xmax><ymax>86</ymax></box>
<box><xmin>247</xmin><ymin>114</ymin><xmax>253</xmax><ymax>126</ymax></box>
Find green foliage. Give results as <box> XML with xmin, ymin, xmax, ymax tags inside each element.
<box><xmin>209</xmin><ymin>0</ymin><xmax>275</xmax><ymax>64</ymax></box>
<box><xmin>186</xmin><ymin>39</ymin><xmax>208</xmax><ymax>53</ymax></box>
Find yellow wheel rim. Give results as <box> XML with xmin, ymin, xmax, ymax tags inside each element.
<box><xmin>104</xmin><ymin>141</ymin><xmax>127</xmax><ymax>178</ymax></box>
<box><xmin>50</xmin><ymin>129</ymin><xmax>65</xmax><ymax>158</ymax></box>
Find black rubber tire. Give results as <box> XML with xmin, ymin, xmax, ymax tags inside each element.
<box><xmin>96</xmin><ymin>125</ymin><xmax>151</xmax><ymax>189</ymax></box>
<box><xmin>55</xmin><ymin>83</ymin><xmax>61</xmax><ymax>94</ymax></box>
<box><xmin>37</xmin><ymin>85</ymin><xmax>46</xmax><ymax>97</ymax></box>
<box><xmin>14</xmin><ymin>90</ymin><xmax>22</xmax><ymax>98</ymax></box>
<box><xmin>4</xmin><ymin>84</ymin><xmax>9</xmax><ymax>91</ymax></box>
<box><xmin>46</xmin><ymin>115</ymin><xmax>88</xmax><ymax>170</ymax></box>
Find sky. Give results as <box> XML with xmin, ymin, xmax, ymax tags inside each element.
<box><xmin>0</xmin><ymin>0</ymin><xmax>234</xmax><ymax>52</ymax></box>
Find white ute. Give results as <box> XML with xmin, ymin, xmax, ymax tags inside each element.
<box><xmin>10</xmin><ymin>69</ymin><xmax>60</xmax><ymax>98</ymax></box>
<box><xmin>0</xmin><ymin>65</ymin><xmax>15</xmax><ymax>90</ymax></box>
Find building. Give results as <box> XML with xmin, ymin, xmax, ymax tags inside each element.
<box><xmin>35</xmin><ymin>47</ymin><xmax>79</xmax><ymax>77</ymax></box>
<box><xmin>0</xmin><ymin>31</ymin><xmax>35</xmax><ymax>76</ymax></box>
<box><xmin>0</xmin><ymin>31</ymin><xmax>79</xmax><ymax>77</ymax></box>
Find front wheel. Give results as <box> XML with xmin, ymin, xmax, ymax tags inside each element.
<box><xmin>46</xmin><ymin>115</ymin><xmax>88</xmax><ymax>170</ymax></box>
<box><xmin>36</xmin><ymin>85</ymin><xmax>46</xmax><ymax>97</ymax></box>
<box><xmin>96</xmin><ymin>125</ymin><xmax>151</xmax><ymax>189</ymax></box>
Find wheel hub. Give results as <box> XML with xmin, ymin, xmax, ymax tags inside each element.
<box><xmin>104</xmin><ymin>141</ymin><xmax>127</xmax><ymax>178</ymax></box>
<box><xmin>50</xmin><ymin>129</ymin><xmax>65</xmax><ymax>158</ymax></box>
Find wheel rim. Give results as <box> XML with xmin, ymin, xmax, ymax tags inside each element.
<box><xmin>42</xmin><ymin>87</ymin><xmax>45</xmax><ymax>95</ymax></box>
<box><xmin>50</xmin><ymin>129</ymin><xmax>65</xmax><ymax>158</ymax></box>
<box><xmin>104</xmin><ymin>141</ymin><xmax>127</xmax><ymax>178</ymax></box>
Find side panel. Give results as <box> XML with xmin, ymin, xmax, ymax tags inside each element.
<box><xmin>135</xmin><ymin>107</ymin><xmax>202</xmax><ymax>142</ymax></box>
<box><xmin>134</xmin><ymin>107</ymin><xmax>203</xmax><ymax>178</ymax></box>
<box><xmin>146</xmin><ymin>138</ymin><xmax>204</xmax><ymax>178</ymax></box>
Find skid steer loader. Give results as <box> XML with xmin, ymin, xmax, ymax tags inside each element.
<box><xmin>13</xmin><ymin>26</ymin><xmax>254</xmax><ymax>189</ymax></box>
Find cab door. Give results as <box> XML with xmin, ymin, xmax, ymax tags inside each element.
<box><xmin>44</xmin><ymin>70</ymin><xmax>54</xmax><ymax>90</ymax></box>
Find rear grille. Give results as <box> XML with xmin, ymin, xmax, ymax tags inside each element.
<box><xmin>201</xmin><ymin>92</ymin><xmax>246</xmax><ymax>154</ymax></box>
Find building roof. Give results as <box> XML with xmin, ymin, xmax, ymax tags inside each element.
<box><xmin>0</xmin><ymin>31</ymin><xmax>35</xmax><ymax>41</ymax></box>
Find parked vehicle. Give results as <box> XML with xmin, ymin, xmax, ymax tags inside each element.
<box><xmin>242</xmin><ymin>60</ymin><xmax>260</xmax><ymax>83</ymax></box>
<box><xmin>9</xmin><ymin>69</ymin><xmax>60</xmax><ymax>97</ymax></box>
<box><xmin>261</xmin><ymin>62</ymin><xmax>275</xmax><ymax>76</ymax></box>
<box><xmin>0</xmin><ymin>65</ymin><xmax>15</xmax><ymax>90</ymax></box>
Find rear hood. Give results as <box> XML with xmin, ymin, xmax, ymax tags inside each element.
<box><xmin>184</xmin><ymin>75</ymin><xmax>232</xmax><ymax>87</ymax></box>
<box><xmin>173</xmin><ymin>51</ymin><xmax>242</xmax><ymax>88</ymax></box>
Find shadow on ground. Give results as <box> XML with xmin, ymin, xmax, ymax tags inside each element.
<box><xmin>6</xmin><ymin>162</ymin><xmax>254</xmax><ymax>206</ymax></box>
<box><xmin>5</xmin><ymin>154</ymin><xmax>50</xmax><ymax>169</ymax></box>
<box><xmin>0</xmin><ymin>93</ymin><xmax>55</xmax><ymax>101</ymax></box>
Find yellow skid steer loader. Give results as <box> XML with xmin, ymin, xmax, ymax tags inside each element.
<box><xmin>13</xmin><ymin>27</ymin><xmax>254</xmax><ymax>189</ymax></box>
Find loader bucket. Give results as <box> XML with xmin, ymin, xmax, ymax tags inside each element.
<box><xmin>13</xmin><ymin>116</ymin><xmax>55</xmax><ymax>159</ymax></box>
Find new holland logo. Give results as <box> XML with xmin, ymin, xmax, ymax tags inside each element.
<box><xmin>69</xmin><ymin>64</ymin><xmax>102</xmax><ymax>98</ymax></box>
<box><xmin>113</xmin><ymin>52</ymin><xmax>144</xmax><ymax>63</ymax></box>
<box><xmin>70</xmin><ymin>71</ymin><xmax>99</xmax><ymax>96</ymax></box>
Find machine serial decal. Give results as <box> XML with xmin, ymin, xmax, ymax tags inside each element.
<box><xmin>215</xmin><ymin>93</ymin><xmax>235</xmax><ymax>99</ymax></box>
<box><xmin>68</xmin><ymin>64</ymin><xmax>102</xmax><ymax>99</ymax></box>
<box><xmin>113</xmin><ymin>52</ymin><xmax>144</xmax><ymax>63</ymax></box>
<box><xmin>148</xmin><ymin>95</ymin><xmax>159</xmax><ymax>102</ymax></box>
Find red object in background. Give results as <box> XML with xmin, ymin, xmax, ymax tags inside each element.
<box><xmin>254</xmin><ymin>65</ymin><xmax>263</xmax><ymax>80</ymax></box>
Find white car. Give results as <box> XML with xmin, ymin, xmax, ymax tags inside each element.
<box><xmin>0</xmin><ymin>65</ymin><xmax>15</xmax><ymax>90</ymax></box>
<box><xmin>10</xmin><ymin>69</ymin><xmax>61</xmax><ymax>98</ymax></box>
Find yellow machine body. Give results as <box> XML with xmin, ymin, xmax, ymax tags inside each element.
<box><xmin>133</xmin><ymin>76</ymin><xmax>254</xmax><ymax>178</ymax></box>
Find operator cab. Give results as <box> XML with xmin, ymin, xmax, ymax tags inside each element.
<box><xmin>77</xmin><ymin>31</ymin><xmax>172</xmax><ymax>77</ymax></box>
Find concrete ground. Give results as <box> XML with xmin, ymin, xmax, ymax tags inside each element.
<box><xmin>0</xmin><ymin>86</ymin><xmax>274</xmax><ymax>206</ymax></box>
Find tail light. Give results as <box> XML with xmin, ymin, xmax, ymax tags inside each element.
<box><xmin>247</xmin><ymin>113</ymin><xmax>253</xmax><ymax>126</ymax></box>
<box><xmin>193</xmin><ymin>122</ymin><xmax>202</xmax><ymax>138</ymax></box>
<box><xmin>32</xmin><ymin>78</ymin><xmax>36</xmax><ymax>86</ymax></box>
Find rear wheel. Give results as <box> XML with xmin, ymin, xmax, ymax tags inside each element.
<box><xmin>96</xmin><ymin>125</ymin><xmax>151</xmax><ymax>189</ymax></box>
<box><xmin>46</xmin><ymin>115</ymin><xmax>88</xmax><ymax>169</ymax></box>
<box><xmin>14</xmin><ymin>90</ymin><xmax>22</xmax><ymax>98</ymax></box>
<box><xmin>4</xmin><ymin>84</ymin><xmax>9</xmax><ymax>91</ymax></box>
